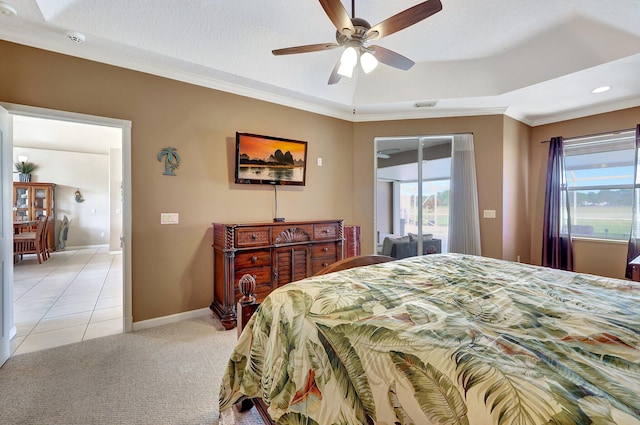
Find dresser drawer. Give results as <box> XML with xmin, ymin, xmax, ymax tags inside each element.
<box><xmin>234</xmin><ymin>266</ymin><xmax>272</xmax><ymax>299</ymax></box>
<box><xmin>236</xmin><ymin>227</ymin><xmax>271</xmax><ymax>247</ymax></box>
<box><xmin>313</xmin><ymin>223</ymin><xmax>340</xmax><ymax>240</ymax></box>
<box><xmin>235</xmin><ymin>250</ymin><xmax>271</xmax><ymax>268</ymax></box>
<box><xmin>234</xmin><ymin>283</ymin><xmax>272</xmax><ymax>305</ymax></box>
<box><xmin>233</xmin><ymin>266</ymin><xmax>271</xmax><ymax>293</ymax></box>
<box><xmin>312</xmin><ymin>257</ymin><xmax>337</xmax><ymax>275</ymax></box>
<box><xmin>311</xmin><ymin>242</ymin><xmax>336</xmax><ymax>258</ymax></box>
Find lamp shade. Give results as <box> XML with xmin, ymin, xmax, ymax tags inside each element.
<box><xmin>360</xmin><ymin>52</ymin><xmax>378</xmax><ymax>73</ymax></box>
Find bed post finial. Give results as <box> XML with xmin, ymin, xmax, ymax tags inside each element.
<box><xmin>238</xmin><ymin>274</ymin><xmax>256</xmax><ymax>305</ymax></box>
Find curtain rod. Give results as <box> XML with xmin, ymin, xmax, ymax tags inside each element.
<box><xmin>540</xmin><ymin>127</ymin><xmax>636</xmax><ymax>143</ymax></box>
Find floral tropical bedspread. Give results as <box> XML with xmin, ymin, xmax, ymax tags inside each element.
<box><xmin>219</xmin><ymin>253</ymin><xmax>640</xmax><ymax>424</ymax></box>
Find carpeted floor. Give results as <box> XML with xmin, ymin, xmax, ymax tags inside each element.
<box><xmin>0</xmin><ymin>314</ymin><xmax>264</xmax><ymax>424</ymax></box>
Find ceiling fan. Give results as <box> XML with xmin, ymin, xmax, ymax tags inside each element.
<box><xmin>272</xmin><ymin>0</ymin><xmax>443</xmax><ymax>85</ymax></box>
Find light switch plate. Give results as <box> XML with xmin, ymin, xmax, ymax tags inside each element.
<box><xmin>483</xmin><ymin>209</ymin><xmax>496</xmax><ymax>219</ymax></box>
<box><xmin>161</xmin><ymin>213</ymin><xmax>179</xmax><ymax>224</ymax></box>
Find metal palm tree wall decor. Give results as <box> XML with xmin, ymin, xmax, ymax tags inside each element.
<box><xmin>157</xmin><ymin>147</ymin><xmax>181</xmax><ymax>176</ymax></box>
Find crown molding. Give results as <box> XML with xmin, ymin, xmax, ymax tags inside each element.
<box><xmin>2</xmin><ymin>29</ymin><xmax>637</xmax><ymax>128</ymax></box>
<box><xmin>351</xmin><ymin>107</ymin><xmax>509</xmax><ymax>123</ymax></box>
<box><xmin>516</xmin><ymin>96</ymin><xmax>640</xmax><ymax>127</ymax></box>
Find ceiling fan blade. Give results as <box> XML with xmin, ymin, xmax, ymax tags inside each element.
<box><xmin>365</xmin><ymin>0</ymin><xmax>442</xmax><ymax>41</ymax></box>
<box><xmin>328</xmin><ymin>58</ymin><xmax>342</xmax><ymax>85</ymax></box>
<box><xmin>319</xmin><ymin>0</ymin><xmax>355</xmax><ymax>36</ymax></box>
<box><xmin>370</xmin><ymin>46</ymin><xmax>415</xmax><ymax>70</ymax></box>
<box><xmin>272</xmin><ymin>43</ymin><xmax>340</xmax><ymax>55</ymax></box>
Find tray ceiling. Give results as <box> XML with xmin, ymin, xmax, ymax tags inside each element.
<box><xmin>1</xmin><ymin>0</ymin><xmax>639</xmax><ymax>125</ymax></box>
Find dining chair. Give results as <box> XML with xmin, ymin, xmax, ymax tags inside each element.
<box><xmin>40</xmin><ymin>216</ymin><xmax>51</xmax><ymax>261</ymax></box>
<box><xmin>13</xmin><ymin>215</ymin><xmax>47</xmax><ymax>264</ymax></box>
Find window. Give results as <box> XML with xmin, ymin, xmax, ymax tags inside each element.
<box><xmin>563</xmin><ymin>130</ymin><xmax>636</xmax><ymax>239</ymax></box>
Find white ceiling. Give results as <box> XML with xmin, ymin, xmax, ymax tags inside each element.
<box><xmin>13</xmin><ymin>115</ymin><xmax>121</xmax><ymax>155</ymax></box>
<box><xmin>1</xmin><ymin>0</ymin><xmax>640</xmax><ymax>125</ymax></box>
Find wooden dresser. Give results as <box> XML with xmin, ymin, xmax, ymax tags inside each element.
<box><xmin>211</xmin><ymin>219</ymin><xmax>344</xmax><ymax>329</ymax></box>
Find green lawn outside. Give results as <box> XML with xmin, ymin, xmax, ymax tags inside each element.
<box><xmin>408</xmin><ymin>205</ymin><xmax>631</xmax><ymax>239</ymax></box>
<box><xmin>572</xmin><ymin>206</ymin><xmax>631</xmax><ymax>239</ymax></box>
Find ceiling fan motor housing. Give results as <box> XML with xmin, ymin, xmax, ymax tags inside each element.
<box><xmin>336</xmin><ymin>17</ymin><xmax>371</xmax><ymax>46</ymax></box>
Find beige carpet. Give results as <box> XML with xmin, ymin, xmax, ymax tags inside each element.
<box><xmin>0</xmin><ymin>314</ymin><xmax>264</xmax><ymax>424</ymax></box>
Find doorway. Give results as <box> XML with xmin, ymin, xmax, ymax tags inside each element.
<box><xmin>1</xmin><ymin>103</ymin><xmax>132</xmax><ymax>356</ymax></box>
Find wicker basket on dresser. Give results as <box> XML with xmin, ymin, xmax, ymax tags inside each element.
<box><xmin>211</xmin><ymin>219</ymin><xmax>344</xmax><ymax>329</ymax></box>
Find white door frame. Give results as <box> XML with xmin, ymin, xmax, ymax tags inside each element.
<box><xmin>1</xmin><ymin>105</ymin><xmax>12</xmax><ymax>366</ymax></box>
<box><xmin>0</xmin><ymin>103</ymin><xmax>133</xmax><ymax>335</ymax></box>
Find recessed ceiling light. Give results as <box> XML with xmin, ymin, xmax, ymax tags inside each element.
<box><xmin>66</xmin><ymin>31</ymin><xmax>86</xmax><ymax>44</ymax></box>
<box><xmin>414</xmin><ymin>100</ymin><xmax>438</xmax><ymax>108</ymax></box>
<box><xmin>0</xmin><ymin>1</ymin><xmax>17</xmax><ymax>16</ymax></box>
<box><xmin>591</xmin><ymin>86</ymin><xmax>611</xmax><ymax>94</ymax></box>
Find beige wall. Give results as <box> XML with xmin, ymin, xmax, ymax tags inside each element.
<box><xmin>502</xmin><ymin>117</ymin><xmax>531</xmax><ymax>263</ymax></box>
<box><xmin>1</xmin><ymin>41</ymin><xmax>354</xmax><ymax>321</ymax></box>
<box><xmin>529</xmin><ymin>106</ymin><xmax>640</xmax><ymax>278</ymax></box>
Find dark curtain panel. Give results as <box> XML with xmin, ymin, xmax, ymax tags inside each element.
<box><xmin>626</xmin><ymin>124</ymin><xmax>640</xmax><ymax>278</ymax></box>
<box><xmin>542</xmin><ymin>136</ymin><xmax>573</xmax><ymax>270</ymax></box>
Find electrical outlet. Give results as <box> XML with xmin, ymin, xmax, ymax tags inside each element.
<box><xmin>161</xmin><ymin>213</ymin><xmax>179</xmax><ymax>224</ymax></box>
<box><xmin>483</xmin><ymin>210</ymin><xmax>496</xmax><ymax>219</ymax></box>
<box><xmin>317</xmin><ymin>157</ymin><xmax>323</xmax><ymax>166</ymax></box>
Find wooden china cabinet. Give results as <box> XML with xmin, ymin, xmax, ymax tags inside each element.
<box><xmin>211</xmin><ymin>219</ymin><xmax>344</xmax><ymax>329</ymax></box>
<box><xmin>13</xmin><ymin>182</ymin><xmax>56</xmax><ymax>251</ymax></box>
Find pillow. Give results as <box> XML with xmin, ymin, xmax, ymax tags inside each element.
<box><xmin>381</xmin><ymin>235</ymin><xmax>410</xmax><ymax>256</ymax></box>
<box><xmin>409</xmin><ymin>233</ymin><xmax>433</xmax><ymax>241</ymax></box>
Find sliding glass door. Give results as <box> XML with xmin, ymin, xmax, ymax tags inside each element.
<box><xmin>375</xmin><ymin>136</ymin><xmax>452</xmax><ymax>258</ymax></box>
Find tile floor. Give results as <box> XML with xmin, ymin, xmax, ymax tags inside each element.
<box><xmin>10</xmin><ymin>247</ymin><xmax>123</xmax><ymax>356</ymax></box>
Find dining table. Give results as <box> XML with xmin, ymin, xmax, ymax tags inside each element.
<box><xmin>13</xmin><ymin>220</ymin><xmax>37</xmax><ymax>234</ymax></box>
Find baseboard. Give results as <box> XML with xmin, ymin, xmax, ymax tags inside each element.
<box><xmin>131</xmin><ymin>308</ymin><xmax>212</xmax><ymax>331</ymax></box>
<box><xmin>61</xmin><ymin>244</ymin><xmax>109</xmax><ymax>250</ymax></box>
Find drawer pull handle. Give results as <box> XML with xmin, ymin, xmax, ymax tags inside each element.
<box><xmin>322</xmin><ymin>229</ymin><xmax>328</xmax><ymax>233</ymax></box>
<box><xmin>251</xmin><ymin>234</ymin><xmax>258</xmax><ymax>240</ymax></box>
<box><xmin>251</xmin><ymin>256</ymin><xmax>257</xmax><ymax>264</ymax></box>
<box><xmin>322</xmin><ymin>263</ymin><xmax>329</xmax><ymax>267</ymax></box>
<box><xmin>322</xmin><ymin>247</ymin><xmax>328</xmax><ymax>252</ymax></box>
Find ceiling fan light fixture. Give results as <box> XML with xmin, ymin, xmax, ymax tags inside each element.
<box><xmin>338</xmin><ymin>46</ymin><xmax>358</xmax><ymax>77</ymax></box>
<box><xmin>337</xmin><ymin>62</ymin><xmax>354</xmax><ymax>78</ymax></box>
<box><xmin>360</xmin><ymin>51</ymin><xmax>378</xmax><ymax>74</ymax></box>
<box><xmin>340</xmin><ymin>46</ymin><xmax>358</xmax><ymax>67</ymax></box>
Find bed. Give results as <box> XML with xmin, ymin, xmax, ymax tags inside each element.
<box><xmin>219</xmin><ymin>253</ymin><xmax>640</xmax><ymax>424</ymax></box>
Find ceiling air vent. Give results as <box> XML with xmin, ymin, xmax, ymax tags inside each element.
<box><xmin>66</xmin><ymin>31</ymin><xmax>85</xmax><ymax>44</ymax></box>
<box><xmin>414</xmin><ymin>101</ymin><xmax>438</xmax><ymax>108</ymax></box>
